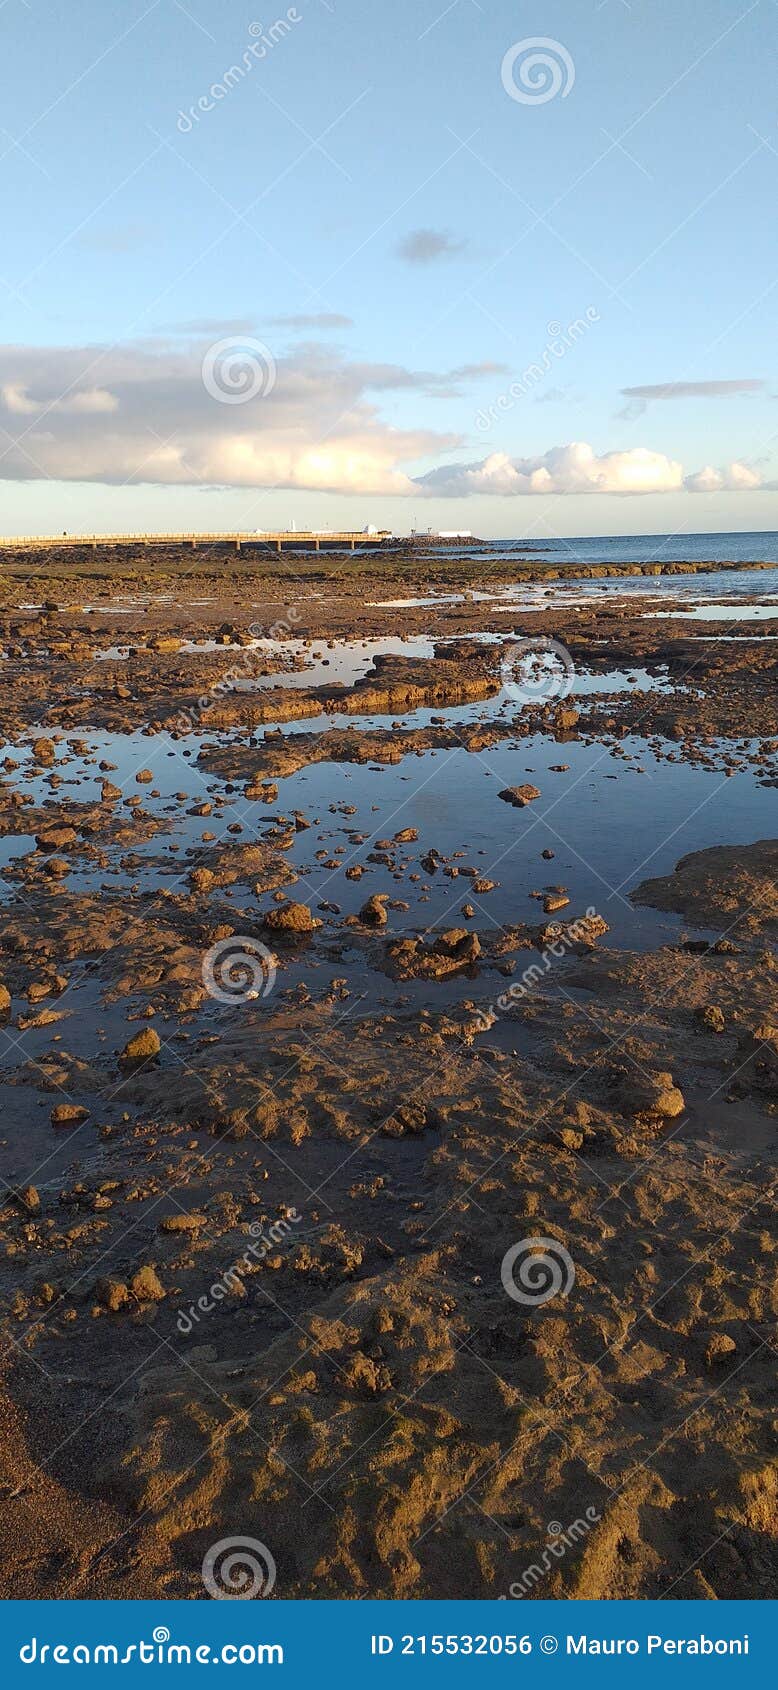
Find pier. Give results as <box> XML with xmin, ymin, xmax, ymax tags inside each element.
<box><xmin>0</xmin><ymin>529</ymin><xmax>395</xmax><ymax>554</ymax></box>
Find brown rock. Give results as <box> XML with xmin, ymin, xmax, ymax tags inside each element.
<box><xmin>263</xmin><ymin>901</ymin><xmax>320</xmax><ymax>934</ymax></box>
<box><xmin>705</xmin><ymin>1332</ymin><xmax>736</xmax><ymax>1368</ymax></box>
<box><xmin>130</xmin><ymin>1265</ymin><xmax>166</xmax><ymax>1301</ymax></box>
<box><xmin>499</xmin><ymin>784</ymin><xmax>541</xmax><ymax>807</ymax></box>
<box><xmin>51</xmin><ymin>1103</ymin><xmax>89</xmax><ymax>1129</ymax></box>
<box><xmin>159</xmin><ymin>1213</ymin><xmax>207</xmax><ymax>1233</ymax></box>
<box><xmin>359</xmin><ymin>893</ymin><xmax>389</xmax><ymax>927</ymax></box>
<box><xmin>98</xmin><ymin>1278</ymin><xmax>130</xmax><ymax>1312</ymax></box>
<box><xmin>695</xmin><ymin>1005</ymin><xmax>725</xmax><ymax>1034</ymax></box>
<box><xmin>119</xmin><ymin>1027</ymin><xmax>161</xmax><ymax>1069</ymax></box>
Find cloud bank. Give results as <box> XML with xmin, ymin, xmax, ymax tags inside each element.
<box><xmin>0</xmin><ymin>342</ymin><xmax>771</xmax><ymax>498</ymax></box>
<box><xmin>416</xmin><ymin>444</ymin><xmax>685</xmax><ymax>496</ymax></box>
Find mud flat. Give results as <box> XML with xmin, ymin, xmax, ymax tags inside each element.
<box><xmin>0</xmin><ymin>545</ymin><xmax>776</xmax><ymax>1600</ymax></box>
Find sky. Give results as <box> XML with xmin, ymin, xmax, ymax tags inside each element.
<box><xmin>1</xmin><ymin>0</ymin><xmax>777</xmax><ymax>539</ymax></box>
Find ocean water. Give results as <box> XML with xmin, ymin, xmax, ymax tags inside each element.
<box><xmin>461</xmin><ymin>530</ymin><xmax>778</xmax><ymax>567</ymax></box>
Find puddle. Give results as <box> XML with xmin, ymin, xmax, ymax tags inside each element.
<box><xmin>647</xmin><ymin>603</ymin><xmax>778</xmax><ymax>623</ymax></box>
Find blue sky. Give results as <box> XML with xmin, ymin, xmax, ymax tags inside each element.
<box><xmin>1</xmin><ymin>0</ymin><xmax>777</xmax><ymax>537</ymax></box>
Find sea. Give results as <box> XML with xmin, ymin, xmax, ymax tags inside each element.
<box><xmin>467</xmin><ymin>529</ymin><xmax>778</xmax><ymax>567</ymax></box>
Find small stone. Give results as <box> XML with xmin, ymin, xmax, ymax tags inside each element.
<box><xmin>119</xmin><ymin>1027</ymin><xmax>161</xmax><ymax>1070</ymax></box>
<box><xmin>13</xmin><ymin>1185</ymin><xmax>40</xmax><ymax>1215</ymax></box>
<box><xmin>543</xmin><ymin>893</ymin><xmax>570</xmax><ymax>914</ymax></box>
<box><xmin>51</xmin><ymin>1103</ymin><xmax>89</xmax><ymax>1129</ymax></box>
<box><xmin>98</xmin><ymin>1278</ymin><xmax>130</xmax><ymax>1312</ymax></box>
<box><xmin>705</xmin><ymin>1332</ymin><xmax>736</xmax><ymax>1368</ymax></box>
<box><xmin>189</xmin><ymin>867</ymin><xmax>215</xmax><ymax>893</ymax></box>
<box><xmin>498</xmin><ymin>784</ymin><xmax>541</xmax><ymax>808</ymax></box>
<box><xmin>359</xmin><ymin>893</ymin><xmax>389</xmax><ymax>927</ymax></box>
<box><xmin>130</xmin><ymin>1265</ymin><xmax>166</xmax><ymax>1302</ymax></box>
<box><xmin>263</xmin><ymin>901</ymin><xmax>320</xmax><ymax>934</ymax></box>
<box><xmin>160</xmin><ymin>1213</ymin><xmax>207</xmax><ymax>1233</ymax></box>
<box><xmin>695</xmin><ymin>1005</ymin><xmax>725</xmax><ymax>1034</ymax></box>
<box><xmin>35</xmin><ymin>826</ymin><xmax>77</xmax><ymax>851</ymax></box>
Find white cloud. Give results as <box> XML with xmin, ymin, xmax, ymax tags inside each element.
<box><xmin>0</xmin><ymin>344</ymin><xmax>771</xmax><ymax>500</ymax></box>
<box><xmin>684</xmin><ymin>460</ymin><xmax>763</xmax><ymax>492</ymax></box>
<box><xmin>0</xmin><ymin>340</ymin><xmax>463</xmax><ymax>495</ymax></box>
<box><xmin>415</xmin><ymin>443</ymin><xmax>685</xmax><ymax>497</ymax></box>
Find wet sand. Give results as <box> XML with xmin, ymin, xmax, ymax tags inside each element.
<box><xmin>0</xmin><ymin>542</ymin><xmax>775</xmax><ymax>1600</ymax></box>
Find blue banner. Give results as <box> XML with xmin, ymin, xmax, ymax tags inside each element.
<box><xmin>0</xmin><ymin>1601</ymin><xmax>771</xmax><ymax>1688</ymax></box>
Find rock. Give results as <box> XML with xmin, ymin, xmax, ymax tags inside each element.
<box><xmin>159</xmin><ymin>1213</ymin><xmax>207</xmax><ymax>1233</ymax></box>
<box><xmin>35</xmin><ymin>826</ymin><xmax>77</xmax><ymax>850</ymax></box>
<box><xmin>499</xmin><ymin>784</ymin><xmax>541</xmax><ymax>808</ymax></box>
<box><xmin>634</xmin><ymin>1070</ymin><xmax>686</xmax><ymax>1119</ymax></box>
<box><xmin>45</xmin><ymin>857</ymin><xmax>70</xmax><ymax>878</ymax></box>
<box><xmin>12</xmin><ymin>1185</ymin><xmax>40</xmax><ymax>1215</ymax></box>
<box><xmin>130</xmin><ymin>1265</ymin><xmax>166</xmax><ymax>1301</ymax></box>
<box><xmin>98</xmin><ymin>1278</ymin><xmax>130</xmax><ymax>1312</ymax></box>
<box><xmin>0</xmin><ymin>984</ymin><xmax>11</xmax><ymax>1018</ymax></box>
<box><xmin>559</xmin><ymin>1127</ymin><xmax>584</xmax><ymax>1151</ymax></box>
<box><xmin>119</xmin><ymin>1027</ymin><xmax>161</xmax><ymax>1070</ymax></box>
<box><xmin>705</xmin><ymin>1332</ymin><xmax>736</xmax><ymax>1368</ymax></box>
<box><xmin>100</xmin><ymin>781</ymin><xmax>122</xmax><ymax>803</ymax></box>
<box><xmin>135</xmin><ymin>768</ymin><xmax>153</xmax><ymax>783</ymax></box>
<box><xmin>51</xmin><ymin>1103</ymin><xmax>89</xmax><ymax>1129</ymax></box>
<box><xmin>359</xmin><ymin>893</ymin><xmax>389</xmax><ymax>927</ymax></box>
<box><xmin>263</xmin><ymin>901</ymin><xmax>320</xmax><ymax>934</ymax></box>
<box><xmin>32</xmin><ymin>737</ymin><xmax>56</xmax><ymax>764</ymax></box>
<box><xmin>188</xmin><ymin>867</ymin><xmax>215</xmax><ymax>893</ymax></box>
<box><xmin>695</xmin><ymin>1005</ymin><xmax>725</xmax><ymax>1034</ymax></box>
<box><xmin>543</xmin><ymin>893</ymin><xmax>570</xmax><ymax>914</ymax></box>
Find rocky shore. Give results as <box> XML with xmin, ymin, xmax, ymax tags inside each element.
<box><xmin>0</xmin><ymin>544</ymin><xmax>775</xmax><ymax>1600</ymax></box>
